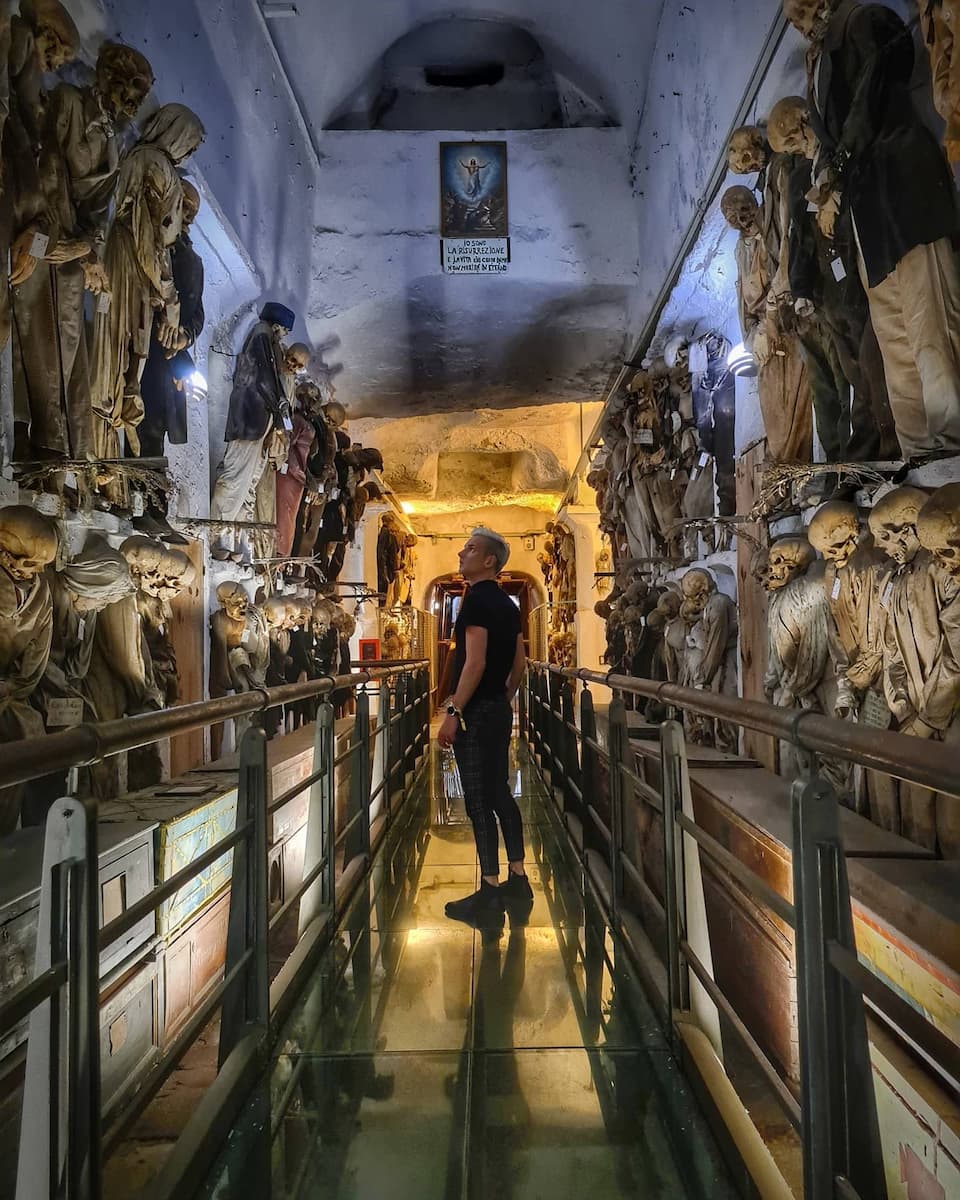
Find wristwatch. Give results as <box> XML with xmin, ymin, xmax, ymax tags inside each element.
<box><xmin>446</xmin><ymin>704</ymin><xmax>466</xmax><ymax>731</ymax></box>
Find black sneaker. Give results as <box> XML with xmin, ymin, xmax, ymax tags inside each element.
<box><xmin>445</xmin><ymin>881</ymin><xmax>504</xmax><ymax>930</ymax></box>
<box><xmin>500</xmin><ymin>873</ymin><xmax>534</xmax><ymax>926</ymax></box>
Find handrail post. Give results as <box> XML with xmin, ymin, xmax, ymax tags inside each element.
<box><xmin>16</xmin><ymin>795</ymin><xmax>101</xmax><ymax>1200</ymax></box>
<box><xmin>560</xmin><ymin>679</ymin><xmax>579</xmax><ymax>818</ymax></box>
<box><xmin>792</xmin><ymin>776</ymin><xmax>888</xmax><ymax>1200</ymax></box>
<box><xmin>579</xmin><ymin>684</ymin><xmax>598</xmax><ymax>829</ymax></box>
<box><xmin>298</xmin><ymin>700</ymin><xmax>336</xmax><ymax>936</ymax></box>
<box><xmin>377</xmin><ymin>677</ymin><xmax>393</xmax><ymax>821</ymax></box>
<box><xmin>660</xmin><ymin>720</ymin><xmax>690</xmax><ymax>1044</ymax></box>
<box><xmin>345</xmin><ymin>690</ymin><xmax>372</xmax><ymax>865</ymax></box>
<box><xmin>607</xmin><ymin>695</ymin><xmax>628</xmax><ymax>933</ymax></box>
<box><xmin>219</xmin><ymin>729</ymin><xmax>270</xmax><ymax>1067</ymax></box>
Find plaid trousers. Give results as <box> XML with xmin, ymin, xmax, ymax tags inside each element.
<box><xmin>453</xmin><ymin>695</ymin><xmax>525</xmax><ymax>877</ymax></box>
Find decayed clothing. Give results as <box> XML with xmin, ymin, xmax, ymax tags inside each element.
<box><xmin>11</xmin><ymin>82</ymin><xmax>117</xmax><ymax>459</ymax></box>
<box><xmin>880</xmin><ymin>550</ymin><xmax>959</xmax><ymax>732</ymax></box>
<box><xmin>734</xmin><ymin>228</ymin><xmax>812</xmax><ymax>462</ymax></box>
<box><xmin>91</xmin><ymin>110</ymin><xmax>203</xmax><ymax>458</ymax></box>
<box><xmin>919</xmin><ymin>0</ymin><xmax>960</xmax><ymax>161</ymax></box>
<box><xmin>765</xmin><ymin>572</ymin><xmax>832</xmax><ymax>710</ymax></box>
<box><xmin>809</xmin><ymin>1</ymin><xmax>958</xmax><ymax>289</ymax></box>
<box><xmin>276</xmin><ymin>413</ymin><xmax>317</xmax><ymax>557</ymax></box>
<box><xmin>822</xmin><ymin>546</ymin><xmax>886</xmax><ymax>711</ymax></box>
<box><xmin>86</xmin><ymin>594</ymin><xmax>162</xmax><ymax>729</ymax></box>
<box><xmin>223</xmin><ymin>320</ymin><xmax>289</xmax><ymax>442</ymax></box>
<box><xmin>859</xmin><ymin>238</ymin><xmax>960</xmax><ymax>457</ymax></box>
<box><xmin>140</xmin><ymin>230</ymin><xmax>205</xmax><ymax>448</ymax></box>
<box><xmin>0</xmin><ymin>568</ymin><xmax>52</xmax><ymax>738</ymax></box>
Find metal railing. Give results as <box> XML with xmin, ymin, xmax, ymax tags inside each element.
<box><xmin>0</xmin><ymin>662</ymin><xmax>431</xmax><ymax>1200</ymax></box>
<box><xmin>523</xmin><ymin>662</ymin><xmax>960</xmax><ymax>1200</ymax></box>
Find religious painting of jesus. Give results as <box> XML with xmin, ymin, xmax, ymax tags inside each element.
<box><xmin>439</xmin><ymin>141</ymin><xmax>508</xmax><ymax>238</ymax></box>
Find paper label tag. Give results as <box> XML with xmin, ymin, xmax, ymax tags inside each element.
<box><xmin>77</xmin><ymin>617</ymin><xmax>86</xmax><ymax>640</ymax></box>
<box><xmin>158</xmin><ymin>622</ymin><xmax>166</xmax><ymax>636</ymax></box>
<box><xmin>638</xmin><ymin>429</ymin><xmax>654</xmax><ymax>446</ymax></box>
<box><xmin>807</xmin><ymin>199</ymin><xmax>819</xmax><ymax>213</ymax></box>
<box><xmin>47</xmin><ymin>697</ymin><xmax>83</xmax><ymax>728</ymax></box>
<box><xmin>639</xmin><ymin>616</ymin><xmax>646</xmax><ymax>628</ymax></box>
<box><xmin>671</xmin><ymin>411</ymin><xmax>682</xmax><ymax>433</ymax></box>
<box><xmin>97</xmin><ymin>291</ymin><xmax>111</xmax><ymax>313</ymax></box>
<box><xmin>330</xmin><ymin>488</ymin><xmax>340</xmax><ymax>500</ymax></box>
<box><xmin>831</xmin><ymin>576</ymin><xmax>842</xmax><ymax>600</ymax></box>
<box><xmin>29</xmin><ymin>232</ymin><xmax>50</xmax><ymax>258</ymax></box>
<box><xmin>670</xmin><ymin>467</ymin><xmax>678</xmax><ymax>481</ymax></box>
<box><xmin>280</xmin><ymin>462</ymin><xmax>288</xmax><ymax>475</ymax></box>
<box><xmin>131</xmin><ymin>492</ymin><xmax>145</xmax><ymax>517</ymax></box>
<box><xmin>282</xmin><ymin>416</ymin><xmax>294</xmax><ymax>432</ymax></box>
<box><xmin>698</xmin><ymin>451</ymin><xmax>710</xmax><ymax>467</ymax></box>
<box><xmin>831</xmin><ymin>256</ymin><xmax>847</xmax><ymax>282</ymax></box>
<box><xmin>241</xmin><ymin>627</ymin><xmax>251</xmax><ymax>646</ymax></box>
<box><xmin>882</xmin><ymin>579</ymin><xmax>894</xmax><ymax>607</ymax></box>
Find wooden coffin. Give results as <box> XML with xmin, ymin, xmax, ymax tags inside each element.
<box><xmin>846</xmin><ymin>859</ymin><xmax>960</xmax><ymax>1051</ymax></box>
<box><xmin>160</xmin><ymin>885</ymin><xmax>230</xmax><ymax>1045</ymax></box>
<box><xmin>686</xmin><ymin>766</ymin><xmax>934</xmax><ymax>1086</ymax></box>
<box><xmin>100</xmin><ymin>945</ymin><xmax>162</xmax><ymax>1116</ymax></box>
<box><xmin>100</xmin><ymin>779</ymin><xmax>237</xmax><ymax>938</ymax></box>
<box><xmin>869</xmin><ymin>1018</ymin><xmax>960</xmax><ymax>1200</ymax></box>
<box><xmin>0</xmin><ymin>821</ymin><xmax>157</xmax><ymax>1061</ymax></box>
<box><xmin>0</xmin><ymin>941</ymin><xmax>161</xmax><ymax>1198</ymax></box>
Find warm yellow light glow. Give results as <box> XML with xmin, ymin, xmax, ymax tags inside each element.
<box><xmin>400</xmin><ymin>501</ymin><xmax>414</xmax><ymax>514</ymax></box>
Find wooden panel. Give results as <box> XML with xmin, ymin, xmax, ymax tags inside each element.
<box><xmin>99</xmin><ymin>950</ymin><xmax>161</xmax><ymax>1114</ymax></box>
<box><xmin>169</xmin><ymin>538</ymin><xmax>205</xmax><ymax>777</ymax></box>
<box><xmin>160</xmin><ymin>887</ymin><xmax>230</xmax><ymax>1045</ymax></box>
<box><xmin>735</xmin><ymin>439</ymin><xmax>776</xmax><ymax>771</ymax></box>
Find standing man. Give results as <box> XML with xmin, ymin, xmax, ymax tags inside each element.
<box><xmin>438</xmin><ymin>528</ymin><xmax>532</xmax><ymax>927</ymax></box>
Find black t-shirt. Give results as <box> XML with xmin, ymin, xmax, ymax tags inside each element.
<box><xmin>451</xmin><ymin>580</ymin><xmax>522</xmax><ymax>702</ymax></box>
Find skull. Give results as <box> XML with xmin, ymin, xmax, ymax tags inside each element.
<box><xmin>0</xmin><ymin>506</ymin><xmax>59</xmax><ymax>582</ymax></box>
<box><xmin>624</xmin><ymin>579</ymin><xmax>648</xmax><ymax>606</ymax></box>
<box><xmin>296</xmin><ymin>380</ymin><xmax>322</xmax><ymax>415</ymax></box>
<box><xmin>767</xmin><ymin>96</ymin><xmax>818</xmax><ymax>159</ymax></box>
<box><xmin>728</xmin><ymin>126</ymin><xmax>768</xmax><ymax>175</ymax></box>
<box><xmin>331</xmin><ymin>607</ymin><xmax>356</xmax><ymax>639</ymax></box>
<box><xmin>750</xmin><ymin>546</ymin><xmax>771</xmax><ymax>588</ymax></box>
<box><xmin>23</xmin><ymin>0</ymin><xmax>80</xmax><ymax>71</ymax></box>
<box><xmin>181</xmin><ymin>180</ymin><xmax>201</xmax><ymax>227</ymax></box>
<box><xmin>263</xmin><ymin>597</ymin><xmax>289</xmax><ymax>631</ymax></box>
<box><xmin>322</xmin><ymin>400</ymin><xmax>347</xmax><ymax>429</ymax></box>
<box><xmin>627</xmin><ymin>370</ymin><xmax>656</xmax><ymax>409</ymax></box>
<box><xmin>917</xmin><ymin>485</ymin><xmax>960</xmax><ymax>577</ymax></box>
<box><xmin>657</xmin><ymin>590</ymin><xmax>682</xmax><ymax>620</ymax></box>
<box><xmin>783</xmin><ymin>0</ymin><xmax>835</xmax><ymax>40</ymax></box>
<box><xmin>283</xmin><ymin>342</ymin><xmax>311</xmax><ymax>376</ymax></box>
<box><xmin>680</xmin><ymin>569</ymin><xmax>716</xmax><ymax>617</ymax></box>
<box><xmin>594</xmin><ymin>599</ymin><xmax>613</xmax><ymax>619</ymax></box>
<box><xmin>311</xmin><ymin>600</ymin><xmax>334</xmax><ymax>634</ymax></box>
<box><xmin>296</xmin><ymin>599</ymin><xmax>314</xmax><ymax>627</ymax></box>
<box><xmin>646</xmin><ymin>608</ymin><xmax>666</xmax><ymax>633</ymax></box>
<box><xmin>119</xmin><ymin>536</ymin><xmax>165</xmax><ymax>595</ymax></box>
<box><xmin>216</xmin><ymin>581</ymin><xmax>249</xmax><ymax>621</ymax></box>
<box><xmin>867</xmin><ymin>487</ymin><xmax>929</xmax><ymax>567</ymax></box>
<box><xmin>808</xmin><ymin>502</ymin><xmax>861</xmax><ymax>569</ymax></box>
<box><xmin>766</xmin><ymin>537</ymin><xmax>816</xmax><ymax>591</ymax></box>
<box><xmin>153</xmin><ymin>549</ymin><xmax>195</xmax><ymax>601</ymax></box>
<box><xmin>664</xmin><ymin>336</ymin><xmax>689</xmax><ymax>371</ymax></box>
<box><xmin>721</xmin><ymin>186</ymin><xmax>761</xmax><ymax>237</ymax></box>
<box><xmin>95</xmin><ymin>41</ymin><xmax>155</xmax><ymax>122</ymax></box>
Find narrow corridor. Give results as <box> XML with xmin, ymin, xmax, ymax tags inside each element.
<box><xmin>202</xmin><ymin>743</ymin><xmax>734</xmax><ymax>1199</ymax></box>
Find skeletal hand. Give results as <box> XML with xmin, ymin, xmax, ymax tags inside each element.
<box><xmin>9</xmin><ymin>229</ymin><xmax>40</xmax><ymax>286</ymax></box>
<box><xmin>82</xmin><ymin>261</ymin><xmax>110</xmax><ymax>294</ymax></box>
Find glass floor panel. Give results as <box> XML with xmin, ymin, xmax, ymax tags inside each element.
<box><xmin>199</xmin><ymin>744</ymin><xmax>736</xmax><ymax>1200</ymax></box>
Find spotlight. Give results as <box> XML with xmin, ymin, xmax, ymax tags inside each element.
<box><xmin>726</xmin><ymin>341</ymin><xmax>757</xmax><ymax>378</ymax></box>
<box><xmin>189</xmin><ymin>369</ymin><xmax>208</xmax><ymax>391</ymax></box>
